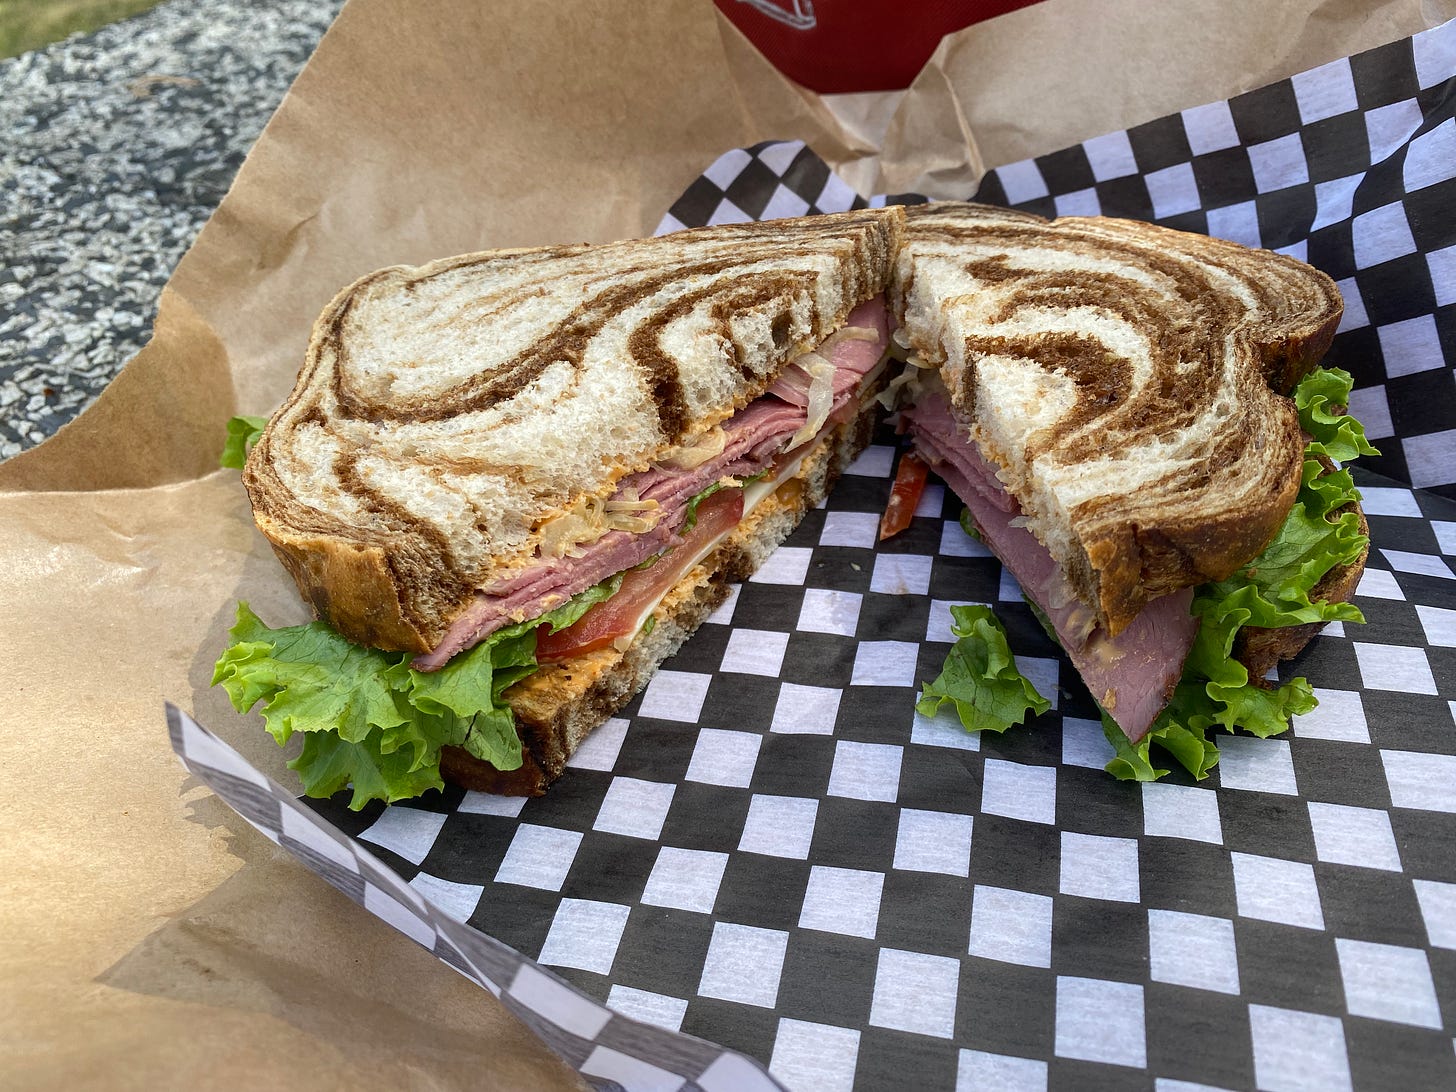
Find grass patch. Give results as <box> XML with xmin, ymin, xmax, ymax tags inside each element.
<box><xmin>0</xmin><ymin>0</ymin><xmax>169</xmax><ymax>60</ymax></box>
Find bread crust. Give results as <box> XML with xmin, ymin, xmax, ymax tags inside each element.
<box><xmin>252</xmin><ymin>517</ymin><xmax>433</xmax><ymax>652</ymax></box>
<box><xmin>438</xmin><ymin>375</ymin><xmax>884</xmax><ymax>795</ymax></box>
<box><xmin>1080</xmin><ymin>455</ymin><xmax>1307</xmax><ymax>635</ymax></box>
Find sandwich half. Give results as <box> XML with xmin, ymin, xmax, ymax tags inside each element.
<box><xmin>889</xmin><ymin>202</ymin><xmax>1373</xmax><ymax>776</ymax></box>
<box><xmin>216</xmin><ymin>208</ymin><xmax>905</xmax><ymax>804</ymax></box>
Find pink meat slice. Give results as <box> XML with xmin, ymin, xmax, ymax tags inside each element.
<box><xmin>902</xmin><ymin>393</ymin><xmax>1198</xmax><ymax>743</ymax></box>
<box><xmin>414</xmin><ymin>297</ymin><xmax>890</xmax><ymax>671</ymax></box>
<box><xmin>769</xmin><ymin>297</ymin><xmax>891</xmax><ymax>404</ymax></box>
<box><xmin>906</xmin><ymin>390</ymin><xmax>1016</xmax><ymax>515</ymax></box>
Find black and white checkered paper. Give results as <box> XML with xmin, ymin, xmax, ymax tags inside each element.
<box><xmin>175</xmin><ymin>19</ymin><xmax>1456</xmax><ymax>1092</ymax></box>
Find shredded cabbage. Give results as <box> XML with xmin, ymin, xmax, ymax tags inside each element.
<box><xmin>788</xmin><ymin>353</ymin><xmax>837</xmax><ymax>448</ymax></box>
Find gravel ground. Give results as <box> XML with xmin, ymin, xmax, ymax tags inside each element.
<box><xmin>0</xmin><ymin>0</ymin><xmax>344</xmax><ymax>460</ymax></box>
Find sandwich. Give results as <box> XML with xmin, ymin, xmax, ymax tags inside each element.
<box><xmin>885</xmin><ymin>202</ymin><xmax>1375</xmax><ymax>779</ymax></box>
<box><xmin>216</xmin><ymin>198</ymin><xmax>1374</xmax><ymax>804</ymax></box>
<box><xmin>214</xmin><ymin>208</ymin><xmax>906</xmax><ymax>806</ymax></box>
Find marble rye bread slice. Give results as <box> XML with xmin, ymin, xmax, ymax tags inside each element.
<box><xmin>891</xmin><ymin>201</ymin><xmax>1346</xmax><ymax>638</ymax></box>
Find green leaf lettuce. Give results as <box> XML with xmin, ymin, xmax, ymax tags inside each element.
<box><xmin>213</xmin><ymin>575</ymin><xmax>624</xmax><ymax>810</ymax></box>
<box><xmin>220</xmin><ymin>415</ymin><xmax>268</xmax><ymax>469</ymax></box>
<box><xmin>916</xmin><ymin>604</ymin><xmax>1051</xmax><ymax>732</ymax></box>
<box><xmin>923</xmin><ymin>366</ymin><xmax>1373</xmax><ymax>782</ymax></box>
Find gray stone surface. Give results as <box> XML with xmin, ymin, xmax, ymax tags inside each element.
<box><xmin>0</xmin><ymin>0</ymin><xmax>343</xmax><ymax>459</ymax></box>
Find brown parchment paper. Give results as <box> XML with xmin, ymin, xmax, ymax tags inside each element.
<box><xmin>2</xmin><ymin>0</ymin><xmax>1448</xmax><ymax>1085</ymax></box>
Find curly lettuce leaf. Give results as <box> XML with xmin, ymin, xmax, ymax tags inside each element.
<box><xmin>393</xmin><ymin>578</ymin><xmax>621</xmax><ymax>768</ymax></box>
<box><xmin>1100</xmin><ymin>609</ymin><xmax>1317</xmax><ymax>783</ymax></box>
<box><xmin>1190</xmin><ymin>367</ymin><xmax>1371</xmax><ymax>635</ymax></box>
<box><xmin>533</xmin><ymin>571</ymin><xmax>625</xmax><ymax>634</ymax></box>
<box><xmin>1102</xmin><ymin>522</ymin><xmax>1347</xmax><ymax>783</ymax></box>
<box><xmin>213</xmin><ymin>566</ymin><xmax>628</xmax><ymax>808</ymax></box>
<box><xmin>1189</xmin><ymin>612</ymin><xmax>1319</xmax><ymax>735</ymax></box>
<box><xmin>291</xmin><ymin>729</ymin><xmax>448</xmax><ymax>807</ymax></box>
<box><xmin>215</xmin><ymin>602</ymin><xmax>407</xmax><ymax>746</ymax></box>
<box><xmin>1198</xmin><ymin>492</ymin><xmax>1367</xmax><ymax>634</ymax></box>
<box><xmin>1101</xmin><ymin>708</ymin><xmax>1221</xmax><ymax>782</ymax></box>
<box><xmin>220</xmin><ymin>415</ymin><xmax>268</xmax><ymax>469</ymax></box>
<box><xmin>958</xmin><ymin>507</ymin><xmax>983</xmax><ymax>542</ymax></box>
<box><xmin>213</xmin><ymin>602</ymin><xmax>527</xmax><ymax>809</ymax></box>
<box><xmin>916</xmin><ymin>604</ymin><xmax>1051</xmax><ymax>733</ymax></box>
<box><xmin>1295</xmin><ymin>366</ymin><xmax>1379</xmax><ymax>464</ymax></box>
<box><xmin>951</xmin><ymin>367</ymin><xmax>1370</xmax><ymax>782</ymax></box>
<box><xmin>1104</xmin><ymin>670</ymin><xmax>1315</xmax><ymax>784</ymax></box>
<box><xmin>394</xmin><ymin>631</ymin><xmax>536</xmax><ymax>768</ymax></box>
<box><xmin>1193</xmin><ymin>374</ymin><xmax>1371</xmax><ymax>651</ymax></box>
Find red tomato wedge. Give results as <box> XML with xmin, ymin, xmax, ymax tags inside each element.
<box><xmin>879</xmin><ymin>451</ymin><xmax>929</xmax><ymax>540</ymax></box>
<box><xmin>535</xmin><ymin>486</ymin><xmax>747</xmax><ymax>662</ymax></box>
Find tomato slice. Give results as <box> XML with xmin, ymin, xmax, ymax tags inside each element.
<box><xmin>535</xmin><ymin>486</ymin><xmax>747</xmax><ymax>662</ymax></box>
<box><xmin>879</xmin><ymin>451</ymin><xmax>929</xmax><ymax>540</ymax></box>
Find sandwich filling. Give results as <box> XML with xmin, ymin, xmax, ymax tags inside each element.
<box><xmin>414</xmin><ymin>297</ymin><xmax>891</xmax><ymax>670</ymax></box>
<box><xmin>902</xmin><ymin>382</ymin><xmax>1199</xmax><ymax>743</ymax></box>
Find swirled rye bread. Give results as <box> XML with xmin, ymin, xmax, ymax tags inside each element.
<box><xmin>892</xmin><ymin>202</ymin><xmax>1362</xmax><ymax>744</ymax></box>
<box><xmin>892</xmin><ymin>202</ymin><xmax>1344</xmax><ymax>637</ymax></box>
<box><xmin>244</xmin><ymin>208</ymin><xmax>904</xmax><ymax>792</ymax></box>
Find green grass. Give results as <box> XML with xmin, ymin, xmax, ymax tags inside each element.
<box><xmin>0</xmin><ymin>0</ymin><xmax>169</xmax><ymax>60</ymax></box>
